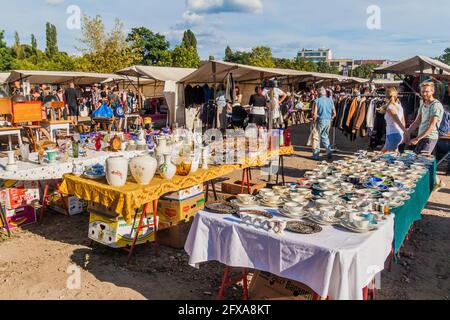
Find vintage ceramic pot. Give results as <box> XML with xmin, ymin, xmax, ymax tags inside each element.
<box><xmin>106</xmin><ymin>156</ymin><xmax>129</xmax><ymax>187</ymax></box>
<box><xmin>130</xmin><ymin>155</ymin><xmax>157</xmax><ymax>185</ymax></box>
<box><xmin>159</xmin><ymin>154</ymin><xmax>176</xmax><ymax>180</ymax></box>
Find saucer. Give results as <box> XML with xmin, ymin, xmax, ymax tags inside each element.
<box><xmin>259</xmin><ymin>199</ymin><xmax>284</xmax><ymax>208</ymax></box>
<box><xmin>231</xmin><ymin>199</ymin><xmax>259</xmax><ymax>207</ymax></box>
<box><xmin>307</xmin><ymin>214</ymin><xmax>340</xmax><ymax>225</ymax></box>
<box><xmin>340</xmin><ymin>221</ymin><xmax>378</xmax><ymax>233</ymax></box>
<box><xmin>279</xmin><ymin>208</ymin><xmax>307</xmax><ymax>219</ymax></box>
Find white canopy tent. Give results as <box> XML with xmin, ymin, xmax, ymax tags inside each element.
<box><xmin>7</xmin><ymin>70</ymin><xmax>124</xmax><ymax>86</ymax></box>
<box><xmin>374</xmin><ymin>55</ymin><xmax>450</xmax><ymax>76</ymax></box>
<box><xmin>116</xmin><ymin>66</ymin><xmax>196</xmax><ymax>125</ymax></box>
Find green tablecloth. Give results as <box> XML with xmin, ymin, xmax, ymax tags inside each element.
<box><xmin>391</xmin><ymin>161</ymin><xmax>437</xmax><ymax>254</ymax></box>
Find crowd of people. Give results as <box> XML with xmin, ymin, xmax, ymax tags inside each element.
<box><xmin>243</xmin><ymin>81</ymin><xmax>449</xmax><ymax>168</ymax></box>
<box><xmin>10</xmin><ymin>80</ymin><xmax>139</xmax><ymax>126</ymax></box>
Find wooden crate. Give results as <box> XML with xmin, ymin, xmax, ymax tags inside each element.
<box><xmin>0</xmin><ymin>98</ymin><xmax>12</xmax><ymax>115</ymax></box>
<box><xmin>12</xmin><ymin>101</ymin><xmax>43</xmax><ymax>124</ymax></box>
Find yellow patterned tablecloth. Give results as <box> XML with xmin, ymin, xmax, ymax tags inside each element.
<box><xmin>59</xmin><ymin>146</ymin><xmax>295</xmax><ymax>223</ymax></box>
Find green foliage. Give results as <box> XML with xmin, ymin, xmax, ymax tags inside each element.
<box><xmin>352</xmin><ymin>63</ymin><xmax>378</xmax><ymax>78</ymax></box>
<box><xmin>13</xmin><ymin>31</ymin><xmax>21</xmax><ymax>58</ymax></box>
<box><xmin>126</xmin><ymin>27</ymin><xmax>171</xmax><ymax>65</ymax></box>
<box><xmin>316</xmin><ymin>61</ymin><xmax>339</xmax><ymax>74</ymax></box>
<box><xmin>438</xmin><ymin>48</ymin><xmax>450</xmax><ymax>65</ymax></box>
<box><xmin>248</xmin><ymin>46</ymin><xmax>275</xmax><ymax>68</ymax></box>
<box><xmin>181</xmin><ymin>29</ymin><xmax>197</xmax><ymax>49</ymax></box>
<box><xmin>45</xmin><ymin>22</ymin><xmax>58</xmax><ymax>58</ymax></box>
<box><xmin>224</xmin><ymin>46</ymin><xmax>250</xmax><ymax>65</ymax></box>
<box><xmin>77</xmin><ymin>15</ymin><xmax>141</xmax><ymax>73</ymax></box>
<box><xmin>171</xmin><ymin>45</ymin><xmax>200</xmax><ymax>68</ymax></box>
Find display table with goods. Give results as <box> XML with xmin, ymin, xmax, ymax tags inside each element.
<box><xmin>59</xmin><ymin>128</ymin><xmax>294</xmax><ymax>262</ymax></box>
<box><xmin>0</xmin><ymin>132</ymin><xmax>148</xmax><ymax>221</ymax></box>
<box><xmin>184</xmin><ymin>150</ymin><xmax>436</xmax><ymax>300</ymax></box>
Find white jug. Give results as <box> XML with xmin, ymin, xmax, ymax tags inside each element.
<box><xmin>106</xmin><ymin>156</ymin><xmax>129</xmax><ymax>187</ymax></box>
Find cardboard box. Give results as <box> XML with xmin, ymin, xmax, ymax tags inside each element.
<box><xmin>162</xmin><ymin>184</ymin><xmax>204</xmax><ymax>201</ymax></box>
<box><xmin>0</xmin><ymin>181</ymin><xmax>40</xmax><ymax>210</ymax></box>
<box><xmin>157</xmin><ymin>194</ymin><xmax>205</xmax><ymax>228</ymax></box>
<box><xmin>49</xmin><ymin>194</ymin><xmax>87</xmax><ymax>216</ymax></box>
<box><xmin>88</xmin><ymin>201</ymin><xmax>130</xmax><ymax>219</ymax></box>
<box><xmin>0</xmin><ymin>205</ymin><xmax>37</xmax><ymax>230</ymax></box>
<box><xmin>157</xmin><ymin>218</ymin><xmax>193</xmax><ymax>249</ymax></box>
<box><xmin>88</xmin><ymin>212</ymin><xmax>158</xmax><ymax>249</ymax></box>
<box><xmin>221</xmin><ymin>180</ymin><xmax>267</xmax><ymax>196</ymax></box>
<box><xmin>249</xmin><ymin>271</ymin><xmax>315</xmax><ymax>300</ymax></box>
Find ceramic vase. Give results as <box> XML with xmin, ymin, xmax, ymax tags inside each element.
<box><xmin>130</xmin><ymin>155</ymin><xmax>157</xmax><ymax>185</ymax></box>
<box><xmin>106</xmin><ymin>156</ymin><xmax>129</xmax><ymax>187</ymax></box>
<box><xmin>159</xmin><ymin>154</ymin><xmax>176</xmax><ymax>180</ymax></box>
<box><xmin>5</xmin><ymin>150</ymin><xmax>18</xmax><ymax>172</ymax></box>
<box><xmin>190</xmin><ymin>152</ymin><xmax>200</xmax><ymax>174</ymax></box>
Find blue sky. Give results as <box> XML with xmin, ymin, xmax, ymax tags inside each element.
<box><xmin>1</xmin><ymin>0</ymin><xmax>450</xmax><ymax>61</ymax></box>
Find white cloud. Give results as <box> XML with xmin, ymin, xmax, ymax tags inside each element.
<box><xmin>186</xmin><ymin>0</ymin><xmax>263</xmax><ymax>14</ymax></box>
<box><xmin>45</xmin><ymin>0</ymin><xmax>65</xmax><ymax>5</ymax></box>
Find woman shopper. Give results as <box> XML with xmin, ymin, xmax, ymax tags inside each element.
<box><xmin>382</xmin><ymin>87</ymin><xmax>407</xmax><ymax>153</ymax></box>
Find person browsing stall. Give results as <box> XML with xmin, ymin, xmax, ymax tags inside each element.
<box><xmin>383</xmin><ymin>87</ymin><xmax>407</xmax><ymax>153</ymax></box>
<box><xmin>406</xmin><ymin>82</ymin><xmax>444</xmax><ymax>154</ymax></box>
<box><xmin>312</xmin><ymin>87</ymin><xmax>336</xmax><ymax>161</ymax></box>
<box><xmin>249</xmin><ymin>85</ymin><xmax>268</xmax><ymax>127</ymax></box>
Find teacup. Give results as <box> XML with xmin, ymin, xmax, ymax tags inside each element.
<box><xmin>263</xmin><ymin>194</ymin><xmax>281</xmax><ymax>204</ymax></box>
<box><xmin>352</xmin><ymin>217</ymin><xmax>370</xmax><ymax>230</ymax></box>
<box><xmin>289</xmin><ymin>193</ymin><xmax>305</xmax><ymax>203</ymax></box>
<box><xmin>237</xmin><ymin>194</ymin><xmax>253</xmax><ymax>204</ymax></box>
<box><xmin>320</xmin><ymin>208</ymin><xmax>336</xmax><ymax>221</ymax></box>
<box><xmin>259</xmin><ymin>188</ymin><xmax>272</xmax><ymax>197</ymax></box>
<box><xmin>285</xmin><ymin>202</ymin><xmax>303</xmax><ymax>214</ymax></box>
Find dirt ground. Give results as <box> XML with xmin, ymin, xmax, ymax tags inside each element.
<box><xmin>0</xmin><ymin>124</ymin><xmax>449</xmax><ymax>300</ymax></box>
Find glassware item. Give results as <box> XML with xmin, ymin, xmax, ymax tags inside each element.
<box><xmin>20</xmin><ymin>144</ymin><xmax>30</xmax><ymax>162</ymax></box>
<box><xmin>72</xmin><ymin>141</ymin><xmax>79</xmax><ymax>158</ymax></box>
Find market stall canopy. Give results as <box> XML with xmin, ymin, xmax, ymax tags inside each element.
<box><xmin>116</xmin><ymin>66</ymin><xmax>197</xmax><ymax>83</ymax></box>
<box><xmin>7</xmin><ymin>70</ymin><xmax>124</xmax><ymax>86</ymax></box>
<box><xmin>374</xmin><ymin>55</ymin><xmax>450</xmax><ymax>76</ymax></box>
<box><xmin>179</xmin><ymin>60</ymin><xmax>313</xmax><ymax>84</ymax></box>
<box><xmin>0</xmin><ymin>72</ymin><xmax>10</xmax><ymax>84</ymax></box>
<box><xmin>372</xmin><ymin>79</ymin><xmax>403</xmax><ymax>87</ymax></box>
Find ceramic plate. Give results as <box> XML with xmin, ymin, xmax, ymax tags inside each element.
<box><xmin>205</xmin><ymin>201</ymin><xmax>240</xmax><ymax>215</ymax></box>
<box><xmin>238</xmin><ymin>210</ymin><xmax>274</xmax><ymax>219</ymax></box>
<box><xmin>258</xmin><ymin>199</ymin><xmax>284</xmax><ymax>208</ymax></box>
<box><xmin>82</xmin><ymin>173</ymin><xmax>106</xmax><ymax>181</ymax></box>
<box><xmin>339</xmin><ymin>221</ymin><xmax>378</xmax><ymax>233</ymax></box>
<box><xmin>286</xmin><ymin>221</ymin><xmax>322</xmax><ymax>235</ymax></box>
<box><xmin>307</xmin><ymin>214</ymin><xmax>340</xmax><ymax>226</ymax></box>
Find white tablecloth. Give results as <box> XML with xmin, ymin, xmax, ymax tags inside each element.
<box><xmin>0</xmin><ymin>150</ymin><xmax>146</xmax><ymax>181</ymax></box>
<box><xmin>185</xmin><ymin>209</ymin><xmax>394</xmax><ymax>300</ymax></box>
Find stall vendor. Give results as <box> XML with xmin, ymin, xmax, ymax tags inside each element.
<box><xmin>407</xmin><ymin>82</ymin><xmax>445</xmax><ymax>155</ymax></box>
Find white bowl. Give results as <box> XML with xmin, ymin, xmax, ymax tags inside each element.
<box><xmin>352</xmin><ymin>217</ymin><xmax>370</xmax><ymax>230</ymax></box>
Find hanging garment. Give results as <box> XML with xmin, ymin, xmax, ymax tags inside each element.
<box><xmin>225</xmin><ymin>73</ymin><xmax>235</xmax><ymax>103</ymax></box>
<box><xmin>345</xmin><ymin>98</ymin><xmax>359</xmax><ymax>128</ymax></box>
<box><xmin>185</xmin><ymin>85</ymin><xmax>195</xmax><ymax>108</ymax></box>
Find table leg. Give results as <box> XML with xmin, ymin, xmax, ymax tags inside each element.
<box><xmin>240</xmin><ymin>170</ymin><xmax>246</xmax><ymax>194</ymax></box>
<box><xmin>205</xmin><ymin>182</ymin><xmax>210</xmax><ymax>203</ymax></box>
<box><xmin>246</xmin><ymin>168</ymin><xmax>252</xmax><ymax>195</ymax></box>
<box><xmin>241</xmin><ymin>268</ymin><xmax>249</xmax><ymax>300</ymax></box>
<box><xmin>211</xmin><ymin>181</ymin><xmax>218</xmax><ymax>201</ymax></box>
<box><xmin>39</xmin><ymin>181</ymin><xmax>50</xmax><ymax>222</ymax></box>
<box><xmin>363</xmin><ymin>286</ymin><xmax>369</xmax><ymax>301</ymax></box>
<box><xmin>127</xmin><ymin>203</ymin><xmax>148</xmax><ymax>264</ymax></box>
<box><xmin>8</xmin><ymin>135</ymin><xmax>12</xmax><ymax>150</ymax></box>
<box><xmin>0</xmin><ymin>205</ymin><xmax>11</xmax><ymax>237</ymax></box>
<box><xmin>17</xmin><ymin>132</ymin><xmax>23</xmax><ymax>146</ymax></box>
<box><xmin>218</xmin><ymin>266</ymin><xmax>230</xmax><ymax>300</ymax></box>
<box><xmin>152</xmin><ymin>199</ymin><xmax>159</xmax><ymax>258</ymax></box>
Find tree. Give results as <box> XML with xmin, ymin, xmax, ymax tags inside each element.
<box><xmin>0</xmin><ymin>30</ymin><xmax>13</xmax><ymax>71</ymax></box>
<box><xmin>45</xmin><ymin>22</ymin><xmax>58</xmax><ymax>58</ymax></box>
<box><xmin>438</xmin><ymin>48</ymin><xmax>450</xmax><ymax>65</ymax></box>
<box><xmin>316</xmin><ymin>61</ymin><xmax>339</xmax><ymax>74</ymax></box>
<box><xmin>171</xmin><ymin>45</ymin><xmax>200</xmax><ymax>68</ymax></box>
<box><xmin>352</xmin><ymin>63</ymin><xmax>377</xmax><ymax>79</ymax></box>
<box><xmin>77</xmin><ymin>15</ymin><xmax>141</xmax><ymax>73</ymax></box>
<box><xmin>224</xmin><ymin>46</ymin><xmax>233</xmax><ymax>61</ymax></box>
<box><xmin>13</xmin><ymin>31</ymin><xmax>21</xmax><ymax>58</ymax></box>
<box><xmin>126</xmin><ymin>27</ymin><xmax>171</xmax><ymax>66</ymax></box>
<box><xmin>181</xmin><ymin>29</ymin><xmax>197</xmax><ymax>49</ymax></box>
<box><xmin>31</xmin><ymin>34</ymin><xmax>37</xmax><ymax>53</ymax></box>
<box><xmin>208</xmin><ymin>55</ymin><xmax>215</xmax><ymax>61</ymax></box>
<box><xmin>248</xmin><ymin>46</ymin><xmax>275</xmax><ymax>68</ymax></box>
